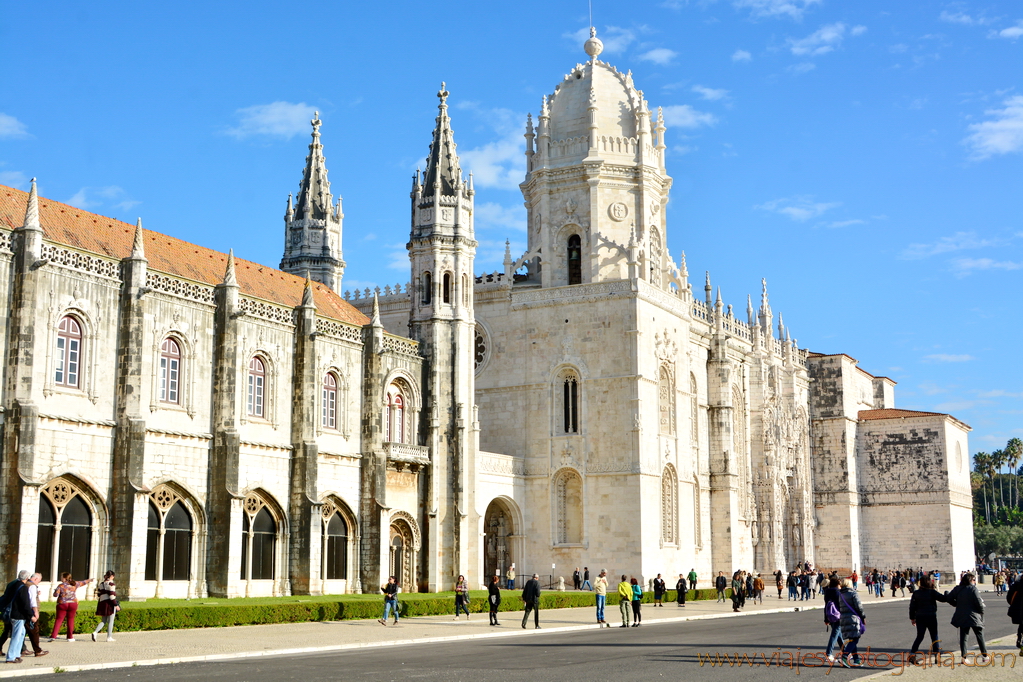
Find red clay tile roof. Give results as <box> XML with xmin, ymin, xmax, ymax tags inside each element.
<box><xmin>858</xmin><ymin>408</ymin><xmax>947</xmax><ymax>420</ymax></box>
<box><xmin>0</xmin><ymin>185</ymin><xmax>368</xmax><ymax>326</ymax></box>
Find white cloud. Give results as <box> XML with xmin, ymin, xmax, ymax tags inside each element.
<box><xmin>660</xmin><ymin>104</ymin><xmax>718</xmax><ymax>128</ymax></box>
<box><xmin>0</xmin><ymin>169</ymin><xmax>29</xmax><ymax>189</ymax></box>
<box><xmin>976</xmin><ymin>389</ymin><xmax>1023</xmax><ymax>398</ymax></box>
<box><xmin>226</xmin><ymin>101</ymin><xmax>317</xmax><ymax>139</ymax></box>
<box><xmin>788</xmin><ymin>22</ymin><xmax>851</xmax><ymax>56</ymax></box>
<box><xmin>732</xmin><ymin>49</ymin><xmax>752</xmax><ymax>62</ymax></box>
<box><xmin>638</xmin><ymin>48</ymin><xmax>678</xmax><ymax>65</ymax></box>
<box><xmin>890</xmin><ymin>43</ymin><xmax>908</xmax><ymax>53</ymax></box>
<box><xmin>820</xmin><ymin>219</ymin><xmax>865</xmax><ymax>229</ymax></box>
<box><xmin>787</xmin><ymin>62</ymin><xmax>816</xmax><ymax>74</ymax></box>
<box><xmin>851</xmin><ymin>25</ymin><xmax>868</xmax><ymax>36</ymax></box>
<box><xmin>924</xmin><ymin>354</ymin><xmax>974</xmax><ymax>363</ymax></box>
<box><xmin>941</xmin><ymin>10</ymin><xmax>996</xmax><ymax>26</ymax></box>
<box><xmin>453</xmin><ymin>105</ymin><xmax>526</xmax><ymax>192</ymax></box>
<box><xmin>900</xmin><ymin>231</ymin><xmax>996</xmax><ymax>259</ymax></box>
<box><xmin>964</xmin><ymin>95</ymin><xmax>1023</xmax><ymax>160</ymax></box>
<box><xmin>755</xmin><ymin>195</ymin><xmax>841</xmax><ymax>221</ymax></box>
<box><xmin>951</xmin><ymin>257</ymin><xmax>1023</xmax><ymax>277</ymax></box>
<box><xmin>733</xmin><ymin>0</ymin><xmax>822</xmax><ymax>21</ymax></box>
<box><xmin>992</xmin><ymin>20</ymin><xmax>1023</xmax><ymax>40</ymax></box>
<box><xmin>692</xmin><ymin>85</ymin><xmax>729</xmax><ymax>101</ymax></box>
<box><xmin>0</xmin><ymin>113</ymin><xmax>29</xmax><ymax>139</ymax></box>
<box><xmin>475</xmin><ymin>202</ymin><xmax>526</xmax><ymax>233</ymax></box>
<box><xmin>66</xmin><ymin>186</ymin><xmax>140</xmax><ymax>213</ymax></box>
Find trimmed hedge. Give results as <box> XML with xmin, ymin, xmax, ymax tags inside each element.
<box><xmin>37</xmin><ymin>588</ymin><xmax>730</xmax><ymax>633</ymax></box>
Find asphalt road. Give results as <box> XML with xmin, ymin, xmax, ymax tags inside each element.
<box><xmin>51</xmin><ymin>600</ymin><xmax>1016</xmax><ymax>681</ymax></box>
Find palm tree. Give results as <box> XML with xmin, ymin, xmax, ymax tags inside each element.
<box><xmin>975</xmin><ymin>452</ymin><xmax>993</xmax><ymax>523</ymax></box>
<box><xmin>993</xmin><ymin>449</ymin><xmax>1007</xmax><ymax>513</ymax></box>
<box><xmin>1006</xmin><ymin>438</ymin><xmax>1023</xmax><ymax>511</ymax></box>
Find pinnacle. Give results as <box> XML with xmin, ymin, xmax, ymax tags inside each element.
<box><xmin>21</xmin><ymin>177</ymin><xmax>40</xmax><ymax>232</ymax></box>
<box><xmin>294</xmin><ymin>115</ymin><xmax>334</xmax><ymax>221</ymax></box>
<box><xmin>422</xmin><ymin>84</ymin><xmax>464</xmax><ymax>197</ymax></box>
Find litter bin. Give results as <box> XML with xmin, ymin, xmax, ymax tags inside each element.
<box><xmin>978</xmin><ymin>573</ymin><xmax>986</xmax><ymax>584</ymax></box>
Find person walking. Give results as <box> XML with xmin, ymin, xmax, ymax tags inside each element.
<box><xmin>1006</xmin><ymin>572</ymin><xmax>1023</xmax><ymax>653</ymax></box>
<box><xmin>946</xmin><ymin>572</ymin><xmax>989</xmax><ymax>664</ymax></box>
<box><xmin>594</xmin><ymin>570</ymin><xmax>609</xmax><ymax>627</ymax></box>
<box><xmin>907</xmin><ymin>575</ymin><xmax>947</xmax><ymax>664</ymax></box>
<box><xmin>629</xmin><ymin>577</ymin><xmax>643</xmax><ymax>627</ymax></box>
<box><xmin>90</xmin><ymin>571</ymin><xmax>119</xmax><ymax>642</ymax></box>
<box><xmin>506</xmin><ymin>564</ymin><xmax>516</xmax><ymax>590</ymax></box>
<box><xmin>837</xmin><ymin>578</ymin><xmax>866</xmax><ymax>668</ymax></box>
<box><xmin>753</xmin><ymin>574</ymin><xmax>764</xmax><ymax>604</ymax></box>
<box><xmin>731</xmin><ymin>571</ymin><xmax>744</xmax><ymax>613</ymax></box>
<box><xmin>581</xmin><ymin>567</ymin><xmax>592</xmax><ymax>591</ymax></box>
<box><xmin>454</xmin><ymin>575</ymin><xmax>471</xmax><ymax>620</ymax></box>
<box><xmin>617</xmin><ymin>575</ymin><xmax>632</xmax><ymax>627</ymax></box>
<box><xmin>521</xmin><ymin>573</ymin><xmax>541</xmax><ymax>629</ymax></box>
<box><xmin>850</xmin><ymin>570</ymin><xmax>859</xmax><ymax>591</ymax></box>
<box><xmin>822</xmin><ymin>576</ymin><xmax>843</xmax><ymax>663</ymax></box>
<box><xmin>687</xmin><ymin>568</ymin><xmax>698</xmax><ymax>592</ymax></box>
<box><xmin>487</xmin><ymin>575</ymin><xmax>502</xmax><ymax>626</ymax></box>
<box><xmin>776</xmin><ymin>570</ymin><xmax>784</xmax><ymax>599</ymax></box>
<box><xmin>0</xmin><ymin>571</ymin><xmax>33</xmax><ymax>664</ymax></box>
<box><xmin>49</xmin><ymin>572</ymin><xmax>93</xmax><ymax>642</ymax></box>
<box><xmin>379</xmin><ymin>575</ymin><xmax>399</xmax><ymax>626</ymax></box>
<box><xmin>675</xmin><ymin>574</ymin><xmax>687</xmax><ymax>607</ymax></box>
<box><xmin>21</xmin><ymin>574</ymin><xmax>46</xmax><ymax>658</ymax></box>
<box><xmin>573</xmin><ymin>568</ymin><xmax>581</xmax><ymax>591</ymax></box>
<box><xmin>787</xmin><ymin>572</ymin><xmax>798</xmax><ymax>601</ymax></box>
<box><xmin>652</xmin><ymin>574</ymin><xmax>665</xmax><ymax>607</ymax></box>
<box><xmin>715</xmin><ymin>572</ymin><xmax>727</xmax><ymax>603</ymax></box>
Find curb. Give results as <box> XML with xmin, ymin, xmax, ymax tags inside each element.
<box><xmin>0</xmin><ymin>595</ymin><xmax>914</xmax><ymax>678</ymax></box>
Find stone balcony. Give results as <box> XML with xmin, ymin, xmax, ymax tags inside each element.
<box><xmin>384</xmin><ymin>442</ymin><xmax>431</xmax><ymax>471</ymax></box>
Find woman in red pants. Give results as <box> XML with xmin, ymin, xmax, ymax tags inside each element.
<box><xmin>49</xmin><ymin>573</ymin><xmax>93</xmax><ymax>642</ymax></box>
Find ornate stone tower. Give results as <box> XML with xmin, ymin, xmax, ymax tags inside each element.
<box><xmin>518</xmin><ymin>28</ymin><xmax>672</xmax><ymax>289</ymax></box>
<box><xmin>408</xmin><ymin>84</ymin><xmax>478</xmax><ymax>590</ymax></box>
<box><xmin>280</xmin><ymin>113</ymin><xmax>346</xmax><ymax>291</ymax></box>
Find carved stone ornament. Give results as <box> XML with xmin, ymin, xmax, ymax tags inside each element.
<box><xmin>608</xmin><ymin>202</ymin><xmax>629</xmax><ymax>222</ymax></box>
<box><xmin>565</xmin><ymin>197</ymin><xmax>577</xmax><ymax>216</ymax></box>
<box><xmin>651</xmin><ymin>202</ymin><xmax>661</xmax><ymax>215</ymax></box>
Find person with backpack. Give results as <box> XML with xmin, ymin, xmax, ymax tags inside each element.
<box><xmin>946</xmin><ymin>572</ymin><xmax>989</xmax><ymax>664</ymax></box>
<box><xmin>907</xmin><ymin>575</ymin><xmax>947</xmax><ymax>664</ymax></box>
<box><xmin>822</xmin><ymin>576</ymin><xmax>843</xmax><ymax>662</ymax></box>
<box><xmin>837</xmin><ymin>578</ymin><xmax>867</xmax><ymax>668</ymax></box>
<box><xmin>0</xmin><ymin>571</ymin><xmax>33</xmax><ymax>664</ymax></box>
<box><xmin>629</xmin><ymin>577</ymin><xmax>643</xmax><ymax>627</ymax></box>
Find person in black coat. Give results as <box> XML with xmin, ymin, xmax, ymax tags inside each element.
<box><xmin>675</xmin><ymin>574</ymin><xmax>687</xmax><ymax>607</ymax></box>
<box><xmin>908</xmin><ymin>575</ymin><xmax>948</xmax><ymax>663</ymax></box>
<box><xmin>488</xmin><ymin>575</ymin><xmax>502</xmax><ymax>626</ymax></box>
<box><xmin>1006</xmin><ymin>574</ymin><xmax>1023</xmax><ymax>652</ymax></box>
<box><xmin>945</xmin><ymin>572</ymin><xmax>988</xmax><ymax>661</ymax></box>
<box><xmin>521</xmin><ymin>574</ymin><xmax>541</xmax><ymax>629</ymax></box>
<box><xmin>0</xmin><ymin>571</ymin><xmax>33</xmax><ymax>664</ymax></box>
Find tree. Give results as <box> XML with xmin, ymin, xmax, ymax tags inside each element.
<box><xmin>1006</xmin><ymin>438</ymin><xmax>1022</xmax><ymax>511</ymax></box>
<box><xmin>975</xmin><ymin>452</ymin><xmax>994</xmax><ymax>523</ymax></box>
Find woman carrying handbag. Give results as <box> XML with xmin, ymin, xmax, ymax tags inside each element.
<box><xmin>488</xmin><ymin>575</ymin><xmax>502</xmax><ymax>626</ymax></box>
<box><xmin>837</xmin><ymin>578</ymin><xmax>866</xmax><ymax>668</ymax></box>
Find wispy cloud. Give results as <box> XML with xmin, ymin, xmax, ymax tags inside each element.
<box><xmin>732</xmin><ymin>49</ymin><xmax>752</xmax><ymax>62</ymax></box>
<box><xmin>692</xmin><ymin>85</ymin><xmax>729</xmax><ymax>101</ymax></box>
<box><xmin>939</xmin><ymin>10</ymin><xmax>994</xmax><ymax>26</ymax></box>
<box><xmin>964</xmin><ymin>96</ymin><xmax>1023</xmax><ymax>160</ymax></box>
<box><xmin>455</xmin><ymin>106</ymin><xmax>525</xmax><ymax>192</ymax></box>
<box><xmin>660</xmin><ymin>105</ymin><xmax>717</xmax><ymax>128</ymax></box>
<box><xmin>638</xmin><ymin>48</ymin><xmax>678</xmax><ymax>65</ymax></box>
<box><xmin>0</xmin><ymin>168</ymin><xmax>29</xmax><ymax>189</ymax></box>
<box><xmin>66</xmin><ymin>186</ymin><xmax>140</xmax><ymax>214</ymax></box>
<box><xmin>788</xmin><ymin>22</ymin><xmax>864</xmax><ymax>56</ymax></box>
<box><xmin>900</xmin><ymin>231</ymin><xmax>997</xmax><ymax>259</ymax></box>
<box><xmin>975</xmin><ymin>389</ymin><xmax>1023</xmax><ymax>399</ymax></box>
<box><xmin>991</xmin><ymin>20</ymin><xmax>1023</xmax><ymax>39</ymax></box>
<box><xmin>0</xmin><ymin>113</ymin><xmax>30</xmax><ymax>139</ymax></box>
<box><xmin>733</xmin><ymin>0</ymin><xmax>822</xmax><ymax>21</ymax></box>
<box><xmin>787</xmin><ymin>62</ymin><xmax>816</xmax><ymax>74</ymax></box>
<box><xmin>951</xmin><ymin>257</ymin><xmax>1023</xmax><ymax>277</ymax></box>
<box><xmin>924</xmin><ymin>354</ymin><xmax>974</xmax><ymax>363</ymax></box>
<box><xmin>226</xmin><ymin>101</ymin><xmax>317</xmax><ymax>139</ymax></box>
<box><xmin>755</xmin><ymin>195</ymin><xmax>840</xmax><ymax>221</ymax></box>
<box><xmin>819</xmin><ymin>219</ymin><xmax>865</xmax><ymax>229</ymax></box>
<box><xmin>475</xmin><ymin>202</ymin><xmax>526</xmax><ymax>233</ymax></box>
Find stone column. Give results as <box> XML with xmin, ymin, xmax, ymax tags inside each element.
<box><xmin>358</xmin><ymin>309</ymin><xmax>387</xmax><ymax>593</ymax></box>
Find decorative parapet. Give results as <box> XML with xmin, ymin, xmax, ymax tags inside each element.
<box><xmin>41</xmin><ymin>242</ymin><xmax>120</xmax><ymax>281</ymax></box>
<box><xmin>146</xmin><ymin>272</ymin><xmax>216</xmax><ymax>304</ymax></box>
<box><xmin>239</xmin><ymin>296</ymin><xmax>296</xmax><ymax>326</ymax></box>
<box><xmin>0</xmin><ymin>229</ymin><xmax>11</xmax><ymax>253</ymax></box>
<box><xmin>385</xmin><ymin>442</ymin><xmax>430</xmax><ymax>468</ymax></box>
<box><xmin>382</xmin><ymin>334</ymin><xmax>421</xmax><ymax>359</ymax></box>
<box><xmin>478</xmin><ymin>452</ymin><xmax>525</xmax><ymax>477</ymax></box>
<box><xmin>315</xmin><ymin>317</ymin><xmax>363</xmax><ymax>345</ymax></box>
<box><xmin>511</xmin><ymin>279</ymin><xmax>632</xmax><ymax>309</ymax></box>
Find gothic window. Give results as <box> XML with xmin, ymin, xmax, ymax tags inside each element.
<box><xmin>55</xmin><ymin>316</ymin><xmax>83</xmax><ymax>388</ymax></box>
<box><xmin>658</xmin><ymin>365</ymin><xmax>675</xmax><ymax>435</ymax></box>
<box><xmin>567</xmin><ymin>234</ymin><xmax>582</xmax><ymax>285</ymax></box>
<box><xmin>462</xmin><ymin>274</ymin><xmax>470</xmax><ymax>306</ymax></box>
<box><xmin>561</xmin><ymin>371</ymin><xmax>580</xmax><ymax>434</ymax></box>
<box><xmin>145</xmin><ymin>487</ymin><xmax>193</xmax><ymax>582</ymax></box>
<box><xmin>247</xmin><ymin>356</ymin><xmax>266</xmax><ymax>418</ymax></box>
<box><xmin>240</xmin><ymin>494</ymin><xmax>277</xmax><ymax>581</ymax></box>
<box><xmin>36</xmin><ymin>479</ymin><xmax>94</xmax><ymax>582</ymax></box>
<box><xmin>159</xmin><ymin>338</ymin><xmax>181</xmax><ymax>404</ymax></box>
<box><xmin>442</xmin><ymin>272</ymin><xmax>452</xmax><ymax>303</ymax></box>
<box><xmin>422</xmin><ymin>272</ymin><xmax>432</xmax><ymax>304</ymax></box>
<box><xmin>554</xmin><ymin>470</ymin><xmax>583</xmax><ymax>544</ymax></box>
<box><xmin>661</xmin><ymin>465</ymin><xmax>678</xmax><ymax>545</ymax></box>
<box><xmin>322</xmin><ymin>501</ymin><xmax>350</xmax><ymax>581</ymax></box>
<box><xmin>385</xmin><ymin>383</ymin><xmax>409</xmax><ymax>444</ymax></box>
<box><xmin>322</xmin><ymin>373</ymin><xmax>338</xmax><ymax>429</ymax></box>
<box><xmin>473</xmin><ymin>326</ymin><xmax>488</xmax><ymax>373</ymax></box>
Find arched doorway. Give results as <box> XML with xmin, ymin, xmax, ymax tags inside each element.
<box><xmin>387</xmin><ymin>512</ymin><xmax>419</xmax><ymax>591</ymax></box>
<box><xmin>483</xmin><ymin>498</ymin><xmax>516</xmax><ymax>584</ymax></box>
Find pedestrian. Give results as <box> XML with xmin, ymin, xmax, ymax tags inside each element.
<box><xmin>379</xmin><ymin>575</ymin><xmax>399</xmax><ymax>626</ymax></box>
<box><xmin>891</xmin><ymin>572</ymin><xmax>899</xmax><ymax>599</ymax></box>
<box><xmin>687</xmin><ymin>568</ymin><xmax>698</xmax><ymax>591</ymax></box>
<box><xmin>715</xmin><ymin>572</ymin><xmax>727</xmax><ymax>603</ymax></box>
<box><xmin>49</xmin><ymin>572</ymin><xmax>93</xmax><ymax>642</ymax></box>
<box><xmin>675</xmin><ymin>574</ymin><xmax>687</xmax><ymax>608</ymax></box>
<box><xmin>933</xmin><ymin>571</ymin><xmax>941</xmax><ymax>589</ymax></box>
<box><xmin>775</xmin><ymin>570</ymin><xmax>784</xmax><ymax>599</ymax></box>
<box><xmin>91</xmin><ymin>571</ymin><xmax>119</xmax><ymax>642</ymax></box>
<box><xmin>581</xmin><ymin>567</ymin><xmax>592</xmax><ymax>591</ymax></box>
<box><xmin>731</xmin><ymin>571</ymin><xmax>744</xmax><ymax>613</ymax></box>
<box><xmin>630</xmin><ymin>577</ymin><xmax>643</xmax><ymax>627</ymax></box>
<box><xmin>617</xmin><ymin>575</ymin><xmax>632</xmax><ymax>627</ymax></box>
<box><xmin>815</xmin><ymin>571</ymin><xmax>824</xmax><ymax>598</ymax></box>
<box><xmin>20</xmin><ymin>574</ymin><xmax>46</xmax><ymax>658</ymax></box>
<box><xmin>787</xmin><ymin>571</ymin><xmax>798</xmax><ymax>601</ymax></box>
<box><xmin>594</xmin><ymin>569</ymin><xmax>609</xmax><ymax>627</ymax></box>
<box><xmin>907</xmin><ymin>575</ymin><xmax>947</xmax><ymax>664</ymax></box>
<box><xmin>653</xmin><ymin>574</ymin><xmax>665</xmax><ymax>607</ymax></box>
<box><xmin>506</xmin><ymin>563</ymin><xmax>516</xmax><ymax>590</ymax></box>
<box><xmin>0</xmin><ymin>571</ymin><xmax>33</xmax><ymax>664</ymax></box>
<box><xmin>1007</xmin><ymin>573</ymin><xmax>1023</xmax><ymax>653</ymax></box>
<box><xmin>454</xmin><ymin>574</ymin><xmax>470</xmax><ymax>620</ymax></box>
<box><xmin>753</xmin><ymin>573</ymin><xmax>764</xmax><ymax>604</ymax></box>
<box><xmin>946</xmin><ymin>572</ymin><xmax>988</xmax><ymax>664</ymax></box>
<box><xmin>837</xmin><ymin>578</ymin><xmax>866</xmax><ymax>668</ymax></box>
<box><xmin>488</xmin><ymin>575</ymin><xmax>502</xmax><ymax>626</ymax></box>
<box><xmin>521</xmin><ymin>573</ymin><xmax>541</xmax><ymax>629</ymax></box>
<box><xmin>573</xmin><ymin>567</ymin><xmax>581</xmax><ymax>591</ymax></box>
<box><xmin>850</xmin><ymin>570</ymin><xmax>859</xmax><ymax>591</ymax></box>
<box><xmin>822</xmin><ymin>576</ymin><xmax>843</xmax><ymax>663</ymax></box>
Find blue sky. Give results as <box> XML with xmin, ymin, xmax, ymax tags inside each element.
<box><xmin>2</xmin><ymin>0</ymin><xmax>1021</xmax><ymax>454</ymax></box>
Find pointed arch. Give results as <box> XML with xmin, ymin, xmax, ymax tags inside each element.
<box><xmin>240</xmin><ymin>489</ymin><xmax>286</xmax><ymax>583</ymax></box>
<box><xmin>552</xmin><ymin>365</ymin><xmax>582</xmax><ymax>435</ymax></box>
<box><xmin>388</xmin><ymin>509</ymin><xmax>421</xmax><ymax>591</ymax></box>
<box><xmin>551</xmin><ymin>467</ymin><xmax>583</xmax><ymax>545</ymax></box>
<box><xmin>661</xmin><ymin>464</ymin><xmax>679</xmax><ymax>546</ymax></box>
<box><xmin>35</xmin><ymin>475</ymin><xmax>105</xmax><ymax>583</ymax></box>
<box><xmin>321</xmin><ymin>495</ymin><xmax>358</xmax><ymax>586</ymax></box>
<box><xmin>658</xmin><ymin>364</ymin><xmax>675</xmax><ymax>436</ymax></box>
<box><xmin>145</xmin><ymin>482</ymin><xmax>202</xmax><ymax>590</ymax></box>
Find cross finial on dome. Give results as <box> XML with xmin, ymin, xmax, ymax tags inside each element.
<box><xmin>311</xmin><ymin>111</ymin><xmax>321</xmax><ymax>135</ymax></box>
<box><xmin>584</xmin><ymin>27</ymin><xmax>603</xmax><ymax>61</ymax></box>
<box><xmin>438</xmin><ymin>82</ymin><xmax>449</xmax><ymax>106</ymax></box>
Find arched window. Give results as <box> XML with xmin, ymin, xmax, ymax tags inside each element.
<box><xmin>322</xmin><ymin>503</ymin><xmax>349</xmax><ymax>581</ymax></box>
<box><xmin>389</xmin><ymin>534</ymin><xmax>404</xmax><ymax>585</ymax></box>
<box><xmin>561</xmin><ymin>371</ymin><xmax>579</xmax><ymax>434</ymax></box>
<box><xmin>241</xmin><ymin>495</ymin><xmax>277</xmax><ymax>581</ymax></box>
<box><xmin>567</xmin><ymin>235</ymin><xmax>582</xmax><ymax>285</ymax></box>
<box><xmin>661</xmin><ymin>466</ymin><xmax>678</xmax><ymax>545</ymax></box>
<box><xmin>658</xmin><ymin>365</ymin><xmax>674</xmax><ymax>435</ymax></box>
<box><xmin>422</xmin><ymin>272</ymin><xmax>432</xmax><ymax>304</ymax></box>
<box><xmin>385</xmin><ymin>384</ymin><xmax>409</xmax><ymax>444</ymax></box>
<box><xmin>159</xmin><ymin>338</ymin><xmax>181</xmax><ymax>404</ymax></box>
<box><xmin>322</xmin><ymin>373</ymin><xmax>338</xmax><ymax>429</ymax></box>
<box><xmin>247</xmin><ymin>357</ymin><xmax>266</xmax><ymax>418</ymax></box>
<box><xmin>554</xmin><ymin>470</ymin><xmax>583</xmax><ymax>544</ymax></box>
<box><xmin>442</xmin><ymin>272</ymin><xmax>452</xmax><ymax>303</ymax></box>
<box><xmin>145</xmin><ymin>489</ymin><xmax>194</xmax><ymax>582</ymax></box>
<box><xmin>36</xmin><ymin>479</ymin><xmax>93</xmax><ymax>582</ymax></box>
<box><xmin>55</xmin><ymin>316</ymin><xmax>83</xmax><ymax>388</ymax></box>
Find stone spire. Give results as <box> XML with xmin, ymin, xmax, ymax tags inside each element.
<box><xmin>223</xmin><ymin>249</ymin><xmax>237</xmax><ymax>286</ymax></box>
<box><xmin>19</xmin><ymin>178</ymin><xmax>40</xmax><ymax>233</ymax></box>
<box><xmin>371</xmin><ymin>292</ymin><xmax>381</xmax><ymax>327</ymax></box>
<box><xmin>294</xmin><ymin>112</ymin><xmax>333</xmax><ymax>221</ymax></box>
<box><xmin>301</xmin><ymin>274</ymin><xmax>316</xmax><ymax>309</ymax></box>
<box><xmin>421</xmin><ymin>83</ymin><xmax>464</xmax><ymax>197</ymax></box>
<box><xmin>746</xmin><ymin>294</ymin><xmax>754</xmax><ymax>326</ymax></box>
<box><xmin>130</xmin><ymin>218</ymin><xmax>146</xmax><ymax>260</ymax></box>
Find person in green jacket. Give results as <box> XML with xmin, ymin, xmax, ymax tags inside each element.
<box><xmin>731</xmin><ymin>571</ymin><xmax>744</xmax><ymax>612</ymax></box>
<box><xmin>630</xmin><ymin>577</ymin><xmax>644</xmax><ymax>627</ymax></box>
<box><xmin>617</xmin><ymin>575</ymin><xmax>632</xmax><ymax>628</ymax></box>
<box><xmin>688</xmin><ymin>568</ymin><xmax>698</xmax><ymax>591</ymax></box>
